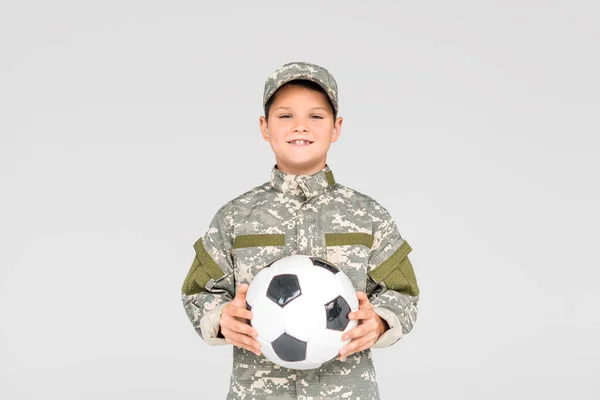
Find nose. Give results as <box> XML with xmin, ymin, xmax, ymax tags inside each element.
<box><xmin>293</xmin><ymin>117</ymin><xmax>308</xmax><ymax>132</ymax></box>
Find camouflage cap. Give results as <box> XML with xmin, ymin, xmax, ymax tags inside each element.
<box><xmin>263</xmin><ymin>61</ymin><xmax>339</xmax><ymax>114</ymax></box>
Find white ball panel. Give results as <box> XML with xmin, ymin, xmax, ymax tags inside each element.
<box><xmin>306</xmin><ymin>329</ymin><xmax>345</xmax><ymax>364</ymax></box>
<box><xmin>282</xmin><ymin>296</ymin><xmax>324</xmax><ymax>342</ymax></box>
<box><xmin>269</xmin><ymin>254</ymin><xmax>313</xmax><ymax>276</ymax></box>
<box><xmin>336</xmin><ymin>272</ymin><xmax>359</xmax><ymax>311</ymax></box>
<box><xmin>252</xmin><ymin>296</ymin><xmax>285</xmax><ymax>342</ymax></box>
<box><xmin>246</xmin><ymin>267</ymin><xmax>273</xmax><ymax>307</ymax></box>
<box><xmin>295</xmin><ymin>266</ymin><xmax>340</xmax><ymax>306</ymax></box>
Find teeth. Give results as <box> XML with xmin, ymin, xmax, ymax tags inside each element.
<box><xmin>290</xmin><ymin>140</ymin><xmax>311</xmax><ymax>145</ymax></box>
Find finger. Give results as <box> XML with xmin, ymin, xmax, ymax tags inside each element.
<box><xmin>223</xmin><ymin>331</ymin><xmax>260</xmax><ymax>355</ymax></box>
<box><xmin>348</xmin><ymin>308</ymin><xmax>375</xmax><ymax>321</ymax></box>
<box><xmin>342</xmin><ymin>319</ymin><xmax>377</xmax><ymax>341</ymax></box>
<box><xmin>340</xmin><ymin>332</ymin><xmax>378</xmax><ymax>358</ymax></box>
<box><xmin>345</xmin><ymin>334</ymin><xmax>378</xmax><ymax>357</ymax></box>
<box><xmin>222</xmin><ymin>319</ymin><xmax>258</xmax><ymax>338</ymax></box>
<box><xmin>225</xmin><ymin>329</ymin><xmax>260</xmax><ymax>349</ymax></box>
<box><xmin>224</xmin><ymin>334</ymin><xmax>262</xmax><ymax>356</ymax></box>
<box><xmin>225</xmin><ymin>305</ymin><xmax>253</xmax><ymax>320</ymax></box>
<box><xmin>232</xmin><ymin>284</ymin><xmax>249</xmax><ymax>305</ymax></box>
<box><xmin>356</xmin><ymin>291</ymin><xmax>372</xmax><ymax>308</ymax></box>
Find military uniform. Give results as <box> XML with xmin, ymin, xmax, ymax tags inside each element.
<box><xmin>181</xmin><ymin>164</ymin><xmax>419</xmax><ymax>400</ymax></box>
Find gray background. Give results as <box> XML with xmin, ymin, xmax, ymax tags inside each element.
<box><xmin>1</xmin><ymin>1</ymin><xmax>598</xmax><ymax>399</ymax></box>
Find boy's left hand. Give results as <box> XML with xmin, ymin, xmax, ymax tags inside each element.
<box><xmin>338</xmin><ymin>291</ymin><xmax>388</xmax><ymax>361</ymax></box>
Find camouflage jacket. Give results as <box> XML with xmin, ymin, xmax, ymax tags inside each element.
<box><xmin>181</xmin><ymin>164</ymin><xmax>419</xmax><ymax>400</ymax></box>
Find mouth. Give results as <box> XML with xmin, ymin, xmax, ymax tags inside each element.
<box><xmin>287</xmin><ymin>139</ymin><xmax>314</xmax><ymax>146</ymax></box>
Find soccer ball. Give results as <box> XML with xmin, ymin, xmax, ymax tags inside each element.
<box><xmin>245</xmin><ymin>255</ymin><xmax>359</xmax><ymax>370</ymax></box>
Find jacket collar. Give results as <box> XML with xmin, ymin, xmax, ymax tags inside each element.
<box><xmin>269</xmin><ymin>164</ymin><xmax>336</xmax><ymax>199</ymax></box>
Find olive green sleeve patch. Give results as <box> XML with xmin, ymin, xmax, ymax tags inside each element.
<box><xmin>181</xmin><ymin>239</ymin><xmax>228</xmax><ymax>295</ymax></box>
<box><xmin>181</xmin><ymin>255</ymin><xmax>211</xmax><ymax>295</ymax></box>
<box><xmin>325</xmin><ymin>232</ymin><xmax>374</xmax><ymax>248</ymax></box>
<box><xmin>194</xmin><ymin>238</ymin><xmax>227</xmax><ymax>280</ymax></box>
<box><xmin>233</xmin><ymin>234</ymin><xmax>285</xmax><ymax>249</ymax></box>
<box><xmin>368</xmin><ymin>240</ymin><xmax>419</xmax><ymax>296</ymax></box>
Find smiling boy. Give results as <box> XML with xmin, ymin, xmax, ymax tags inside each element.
<box><xmin>181</xmin><ymin>61</ymin><xmax>420</xmax><ymax>400</ymax></box>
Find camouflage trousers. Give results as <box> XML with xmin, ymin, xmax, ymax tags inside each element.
<box><xmin>226</xmin><ymin>346</ymin><xmax>380</xmax><ymax>400</ymax></box>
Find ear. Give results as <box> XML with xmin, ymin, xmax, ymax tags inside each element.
<box><xmin>331</xmin><ymin>116</ymin><xmax>343</xmax><ymax>143</ymax></box>
<box><xmin>259</xmin><ymin>116</ymin><xmax>270</xmax><ymax>141</ymax></box>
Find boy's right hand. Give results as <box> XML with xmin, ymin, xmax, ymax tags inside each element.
<box><xmin>219</xmin><ymin>283</ymin><xmax>262</xmax><ymax>356</ymax></box>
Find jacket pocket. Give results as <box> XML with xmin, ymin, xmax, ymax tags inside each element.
<box><xmin>231</xmin><ymin>234</ymin><xmax>285</xmax><ymax>284</ymax></box>
<box><xmin>325</xmin><ymin>232</ymin><xmax>374</xmax><ymax>292</ymax></box>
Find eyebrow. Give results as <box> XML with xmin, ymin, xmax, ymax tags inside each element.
<box><xmin>272</xmin><ymin>106</ymin><xmax>329</xmax><ymax>112</ymax></box>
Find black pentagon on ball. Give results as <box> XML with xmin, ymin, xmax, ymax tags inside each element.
<box><xmin>272</xmin><ymin>333</ymin><xmax>307</xmax><ymax>362</ymax></box>
<box><xmin>309</xmin><ymin>256</ymin><xmax>340</xmax><ymax>274</ymax></box>
<box><xmin>267</xmin><ymin>274</ymin><xmax>302</xmax><ymax>307</ymax></box>
<box><xmin>325</xmin><ymin>296</ymin><xmax>351</xmax><ymax>331</ymax></box>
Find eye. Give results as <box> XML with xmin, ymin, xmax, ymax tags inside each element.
<box><xmin>310</xmin><ymin>115</ymin><xmax>324</xmax><ymax>119</ymax></box>
<box><xmin>279</xmin><ymin>114</ymin><xmax>292</xmax><ymax>119</ymax></box>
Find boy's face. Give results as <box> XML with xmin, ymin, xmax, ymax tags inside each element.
<box><xmin>259</xmin><ymin>84</ymin><xmax>342</xmax><ymax>176</ymax></box>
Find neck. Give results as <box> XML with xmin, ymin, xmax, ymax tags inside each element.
<box><xmin>275</xmin><ymin>161</ymin><xmax>326</xmax><ymax>176</ymax></box>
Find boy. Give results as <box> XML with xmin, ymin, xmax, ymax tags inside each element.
<box><xmin>181</xmin><ymin>61</ymin><xmax>420</xmax><ymax>400</ymax></box>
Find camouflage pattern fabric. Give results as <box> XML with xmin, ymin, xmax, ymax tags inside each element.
<box><xmin>263</xmin><ymin>61</ymin><xmax>339</xmax><ymax>115</ymax></box>
<box><xmin>181</xmin><ymin>164</ymin><xmax>419</xmax><ymax>400</ymax></box>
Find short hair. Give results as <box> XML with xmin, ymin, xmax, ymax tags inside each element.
<box><xmin>264</xmin><ymin>79</ymin><xmax>337</xmax><ymax>123</ymax></box>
